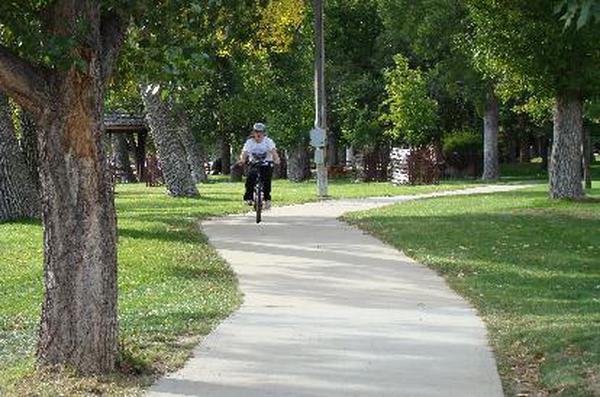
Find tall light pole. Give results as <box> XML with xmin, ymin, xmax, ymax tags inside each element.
<box><xmin>313</xmin><ymin>0</ymin><xmax>328</xmax><ymax>197</ymax></box>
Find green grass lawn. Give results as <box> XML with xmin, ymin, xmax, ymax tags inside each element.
<box><xmin>500</xmin><ymin>162</ymin><xmax>549</xmax><ymax>180</ymax></box>
<box><xmin>500</xmin><ymin>159</ymin><xmax>600</xmax><ymax>182</ymax></box>
<box><xmin>0</xmin><ymin>177</ymin><xmax>472</xmax><ymax>396</ymax></box>
<box><xmin>345</xmin><ymin>183</ymin><xmax>600</xmax><ymax>397</ymax></box>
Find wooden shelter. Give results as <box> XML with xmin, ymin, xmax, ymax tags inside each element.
<box><xmin>104</xmin><ymin>112</ymin><xmax>148</xmax><ymax>182</ymax></box>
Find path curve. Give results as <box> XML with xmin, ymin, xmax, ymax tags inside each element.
<box><xmin>147</xmin><ymin>185</ymin><xmax>528</xmax><ymax>397</ymax></box>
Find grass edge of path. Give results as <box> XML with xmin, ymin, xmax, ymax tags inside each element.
<box><xmin>342</xmin><ymin>184</ymin><xmax>600</xmax><ymax>397</ymax></box>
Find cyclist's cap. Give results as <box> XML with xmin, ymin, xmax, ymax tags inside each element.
<box><xmin>253</xmin><ymin>122</ymin><xmax>266</xmax><ymax>133</ymax></box>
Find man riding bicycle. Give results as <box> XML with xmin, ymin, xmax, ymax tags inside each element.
<box><xmin>238</xmin><ymin>122</ymin><xmax>280</xmax><ymax>210</ymax></box>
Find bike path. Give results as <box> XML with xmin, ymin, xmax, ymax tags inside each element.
<box><xmin>147</xmin><ymin>185</ymin><xmax>528</xmax><ymax>397</ymax></box>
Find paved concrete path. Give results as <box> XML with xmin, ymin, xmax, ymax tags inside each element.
<box><xmin>147</xmin><ymin>185</ymin><xmax>529</xmax><ymax>397</ymax></box>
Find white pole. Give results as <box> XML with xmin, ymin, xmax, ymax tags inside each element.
<box><xmin>314</xmin><ymin>0</ymin><xmax>328</xmax><ymax>197</ymax></box>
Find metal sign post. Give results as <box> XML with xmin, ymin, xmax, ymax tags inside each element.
<box><xmin>313</xmin><ymin>0</ymin><xmax>328</xmax><ymax>197</ymax></box>
<box><xmin>310</xmin><ymin>127</ymin><xmax>327</xmax><ymax>195</ymax></box>
<box><xmin>310</xmin><ymin>127</ymin><xmax>326</xmax><ymax>148</ymax></box>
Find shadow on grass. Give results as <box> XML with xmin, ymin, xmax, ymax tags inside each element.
<box><xmin>166</xmin><ymin>264</ymin><xmax>235</xmax><ymax>281</ymax></box>
<box><xmin>118</xmin><ymin>228</ymin><xmax>201</xmax><ymax>243</ymax></box>
<box><xmin>117</xmin><ymin>195</ymin><xmax>236</xmax><ymax>209</ymax></box>
<box><xmin>0</xmin><ymin>218</ymin><xmax>41</xmax><ymax>226</ymax></box>
<box><xmin>119</xmin><ymin>310</ymin><xmax>216</xmax><ymax>374</ymax></box>
<box><xmin>141</xmin><ymin>310</ymin><xmax>223</xmax><ymax>328</ymax></box>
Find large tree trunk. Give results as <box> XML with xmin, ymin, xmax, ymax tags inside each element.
<box><xmin>111</xmin><ymin>133</ymin><xmax>136</xmax><ymax>183</ymax></box>
<box><xmin>130</xmin><ymin>131</ymin><xmax>147</xmax><ymax>182</ymax></box>
<box><xmin>37</xmin><ymin>70</ymin><xmax>118</xmax><ymax>373</ymax></box>
<box><xmin>175</xmin><ymin>107</ymin><xmax>207</xmax><ymax>182</ymax></box>
<box><xmin>0</xmin><ymin>0</ymin><xmax>125</xmax><ymax>374</ymax></box>
<box><xmin>140</xmin><ymin>85</ymin><xmax>199</xmax><ymax>197</ymax></box>
<box><xmin>346</xmin><ymin>146</ymin><xmax>354</xmax><ymax>167</ymax></box>
<box><xmin>19</xmin><ymin>110</ymin><xmax>41</xmax><ymax>192</ymax></box>
<box><xmin>353</xmin><ymin>150</ymin><xmax>367</xmax><ymax>181</ymax></box>
<box><xmin>550</xmin><ymin>94</ymin><xmax>584</xmax><ymax>199</ymax></box>
<box><xmin>287</xmin><ymin>141</ymin><xmax>311</xmax><ymax>182</ymax></box>
<box><xmin>482</xmin><ymin>93</ymin><xmax>500</xmax><ymax>180</ymax></box>
<box><xmin>0</xmin><ymin>94</ymin><xmax>39</xmax><ymax>220</ymax></box>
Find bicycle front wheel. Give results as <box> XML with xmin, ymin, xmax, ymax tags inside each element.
<box><xmin>254</xmin><ymin>183</ymin><xmax>262</xmax><ymax>224</ymax></box>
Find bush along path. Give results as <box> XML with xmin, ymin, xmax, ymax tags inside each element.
<box><xmin>146</xmin><ymin>185</ymin><xmax>530</xmax><ymax>397</ymax></box>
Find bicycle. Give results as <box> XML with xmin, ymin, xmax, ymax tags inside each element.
<box><xmin>247</xmin><ymin>153</ymin><xmax>269</xmax><ymax>224</ymax></box>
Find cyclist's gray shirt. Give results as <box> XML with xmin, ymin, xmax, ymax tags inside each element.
<box><xmin>243</xmin><ymin>137</ymin><xmax>276</xmax><ymax>162</ymax></box>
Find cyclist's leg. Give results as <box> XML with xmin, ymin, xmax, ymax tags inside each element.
<box><xmin>260</xmin><ymin>164</ymin><xmax>274</xmax><ymax>201</ymax></box>
<box><xmin>244</xmin><ymin>167</ymin><xmax>258</xmax><ymax>201</ymax></box>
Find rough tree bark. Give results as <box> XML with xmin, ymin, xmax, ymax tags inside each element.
<box><xmin>0</xmin><ymin>1</ymin><xmax>126</xmax><ymax>373</ymax></box>
<box><xmin>550</xmin><ymin>93</ymin><xmax>584</xmax><ymax>199</ymax></box>
<box><xmin>482</xmin><ymin>93</ymin><xmax>500</xmax><ymax>180</ymax></box>
<box><xmin>111</xmin><ymin>133</ymin><xmax>136</xmax><ymax>183</ymax></box>
<box><xmin>353</xmin><ymin>149</ymin><xmax>367</xmax><ymax>182</ymax></box>
<box><xmin>140</xmin><ymin>84</ymin><xmax>199</xmax><ymax>197</ymax></box>
<box><xmin>19</xmin><ymin>110</ymin><xmax>41</xmax><ymax>192</ymax></box>
<box><xmin>0</xmin><ymin>94</ymin><xmax>39</xmax><ymax>220</ymax></box>
<box><xmin>175</xmin><ymin>107</ymin><xmax>207</xmax><ymax>182</ymax></box>
<box><xmin>127</xmin><ymin>132</ymin><xmax>147</xmax><ymax>182</ymax></box>
<box><xmin>287</xmin><ymin>140</ymin><xmax>311</xmax><ymax>182</ymax></box>
<box><xmin>345</xmin><ymin>146</ymin><xmax>354</xmax><ymax>167</ymax></box>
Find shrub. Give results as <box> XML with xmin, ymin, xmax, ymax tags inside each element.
<box><xmin>382</xmin><ymin>54</ymin><xmax>440</xmax><ymax>146</ymax></box>
<box><xmin>442</xmin><ymin>130</ymin><xmax>482</xmax><ymax>177</ymax></box>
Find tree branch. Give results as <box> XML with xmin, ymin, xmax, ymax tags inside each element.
<box><xmin>101</xmin><ymin>12</ymin><xmax>127</xmax><ymax>84</ymax></box>
<box><xmin>0</xmin><ymin>46</ymin><xmax>52</xmax><ymax>113</ymax></box>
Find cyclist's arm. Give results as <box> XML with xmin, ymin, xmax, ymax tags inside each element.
<box><xmin>239</xmin><ymin>150</ymin><xmax>249</xmax><ymax>164</ymax></box>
